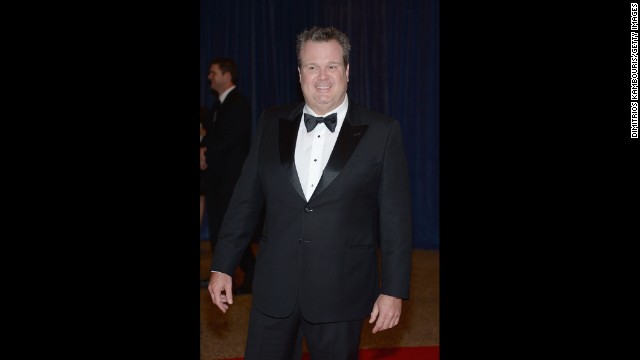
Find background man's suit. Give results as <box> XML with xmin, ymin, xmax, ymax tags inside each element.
<box><xmin>212</xmin><ymin>97</ymin><xmax>412</xmax><ymax>323</ymax></box>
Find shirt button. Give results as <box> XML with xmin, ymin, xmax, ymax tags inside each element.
<box><xmin>317</xmin><ymin>135</ymin><xmax>320</xmax><ymax>138</ymax></box>
<box><xmin>314</xmin><ymin>159</ymin><xmax>317</xmax><ymax>162</ymax></box>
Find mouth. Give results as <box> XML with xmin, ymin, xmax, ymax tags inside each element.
<box><xmin>315</xmin><ymin>84</ymin><xmax>332</xmax><ymax>92</ymax></box>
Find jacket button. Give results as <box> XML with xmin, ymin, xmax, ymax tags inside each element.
<box><xmin>304</xmin><ymin>207</ymin><xmax>314</xmax><ymax>213</ymax></box>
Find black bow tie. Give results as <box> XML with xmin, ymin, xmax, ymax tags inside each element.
<box><xmin>304</xmin><ymin>113</ymin><xmax>338</xmax><ymax>133</ymax></box>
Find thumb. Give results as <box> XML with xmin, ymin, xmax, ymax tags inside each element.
<box><xmin>369</xmin><ymin>303</ymin><xmax>379</xmax><ymax>323</ymax></box>
<box><xmin>226</xmin><ymin>283</ymin><xmax>233</xmax><ymax>305</ymax></box>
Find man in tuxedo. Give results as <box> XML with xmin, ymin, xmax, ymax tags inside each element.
<box><xmin>201</xmin><ymin>57</ymin><xmax>255</xmax><ymax>294</ymax></box>
<box><xmin>207</xmin><ymin>27</ymin><xmax>412</xmax><ymax>359</ymax></box>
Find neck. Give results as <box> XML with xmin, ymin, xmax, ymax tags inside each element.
<box><xmin>306</xmin><ymin>94</ymin><xmax>347</xmax><ymax>116</ymax></box>
<box><xmin>305</xmin><ymin>94</ymin><xmax>347</xmax><ymax>117</ymax></box>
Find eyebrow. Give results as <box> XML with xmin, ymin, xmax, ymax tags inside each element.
<box><xmin>303</xmin><ymin>62</ymin><xmax>341</xmax><ymax>67</ymax></box>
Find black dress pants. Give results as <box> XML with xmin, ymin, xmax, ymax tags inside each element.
<box><xmin>244</xmin><ymin>300</ymin><xmax>362</xmax><ymax>360</ymax></box>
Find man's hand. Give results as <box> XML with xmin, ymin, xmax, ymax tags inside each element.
<box><xmin>369</xmin><ymin>294</ymin><xmax>402</xmax><ymax>333</ymax></box>
<box><xmin>208</xmin><ymin>271</ymin><xmax>233</xmax><ymax>313</ymax></box>
<box><xmin>200</xmin><ymin>147</ymin><xmax>208</xmax><ymax>170</ymax></box>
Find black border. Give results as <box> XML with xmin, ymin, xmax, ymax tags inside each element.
<box><xmin>440</xmin><ymin>3</ymin><xmax>635</xmax><ymax>358</ymax></box>
<box><xmin>63</xmin><ymin>3</ymin><xmax>202</xmax><ymax>358</ymax></box>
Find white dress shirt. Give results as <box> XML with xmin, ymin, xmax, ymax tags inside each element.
<box><xmin>295</xmin><ymin>96</ymin><xmax>349</xmax><ymax>201</ymax></box>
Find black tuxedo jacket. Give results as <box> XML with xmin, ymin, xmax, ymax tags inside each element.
<box><xmin>201</xmin><ymin>88</ymin><xmax>251</xmax><ymax>203</ymax></box>
<box><xmin>212</xmin><ymin>98</ymin><xmax>412</xmax><ymax>323</ymax></box>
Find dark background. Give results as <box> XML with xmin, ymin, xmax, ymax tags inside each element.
<box><xmin>200</xmin><ymin>0</ymin><xmax>440</xmax><ymax>250</ymax></box>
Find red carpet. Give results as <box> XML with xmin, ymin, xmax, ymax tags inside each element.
<box><xmin>223</xmin><ymin>346</ymin><xmax>439</xmax><ymax>360</ymax></box>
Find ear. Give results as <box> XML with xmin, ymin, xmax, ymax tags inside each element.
<box><xmin>298</xmin><ymin>67</ymin><xmax>302</xmax><ymax>83</ymax></box>
<box><xmin>345</xmin><ymin>64</ymin><xmax>350</xmax><ymax>82</ymax></box>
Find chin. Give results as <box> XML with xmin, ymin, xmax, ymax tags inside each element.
<box><xmin>313</xmin><ymin>95</ymin><xmax>333</xmax><ymax>103</ymax></box>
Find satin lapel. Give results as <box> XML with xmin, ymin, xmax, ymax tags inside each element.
<box><xmin>310</xmin><ymin>112</ymin><xmax>368</xmax><ymax>202</ymax></box>
<box><xmin>279</xmin><ymin>110</ymin><xmax>306</xmax><ymax>201</ymax></box>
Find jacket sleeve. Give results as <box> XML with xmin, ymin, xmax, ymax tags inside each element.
<box><xmin>378</xmin><ymin>120</ymin><xmax>413</xmax><ymax>299</ymax></box>
<box><xmin>210</xmin><ymin>112</ymin><xmax>266</xmax><ymax>275</ymax></box>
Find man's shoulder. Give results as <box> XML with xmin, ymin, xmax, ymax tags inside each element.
<box><xmin>349</xmin><ymin>103</ymin><xmax>396</xmax><ymax>126</ymax></box>
<box><xmin>226</xmin><ymin>88</ymin><xmax>250</xmax><ymax>106</ymax></box>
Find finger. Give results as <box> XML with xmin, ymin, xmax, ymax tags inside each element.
<box><xmin>380</xmin><ymin>313</ymin><xmax>392</xmax><ymax>331</ymax></box>
<box><xmin>376</xmin><ymin>310</ymin><xmax>397</xmax><ymax>333</ymax></box>
<box><xmin>387</xmin><ymin>314</ymin><xmax>397</xmax><ymax>329</ymax></box>
<box><xmin>214</xmin><ymin>294</ymin><xmax>227</xmax><ymax>313</ymax></box>
<box><xmin>208</xmin><ymin>284</ymin><xmax>220</xmax><ymax>306</ymax></box>
<box><xmin>219</xmin><ymin>297</ymin><xmax>230</xmax><ymax>312</ymax></box>
<box><xmin>216</xmin><ymin>298</ymin><xmax>228</xmax><ymax>312</ymax></box>
<box><xmin>383</xmin><ymin>316</ymin><xmax>393</xmax><ymax>330</ymax></box>
<box><xmin>372</xmin><ymin>317</ymin><xmax>383</xmax><ymax>333</ymax></box>
<box><xmin>372</xmin><ymin>312</ymin><xmax>387</xmax><ymax>333</ymax></box>
<box><xmin>369</xmin><ymin>304</ymin><xmax>379</xmax><ymax>324</ymax></box>
<box><xmin>225</xmin><ymin>283</ymin><xmax>233</xmax><ymax>305</ymax></box>
<box><xmin>391</xmin><ymin>312</ymin><xmax>402</xmax><ymax>328</ymax></box>
<box><xmin>208</xmin><ymin>284</ymin><xmax>228</xmax><ymax>314</ymax></box>
<box><xmin>216</xmin><ymin>292</ymin><xmax>227</xmax><ymax>313</ymax></box>
<box><xmin>209</xmin><ymin>290</ymin><xmax>216</xmax><ymax>304</ymax></box>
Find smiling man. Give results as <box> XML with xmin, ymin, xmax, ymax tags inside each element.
<box><xmin>207</xmin><ymin>26</ymin><xmax>413</xmax><ymax>360</ymax></box>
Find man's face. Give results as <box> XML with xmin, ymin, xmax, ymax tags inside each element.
<box><xmin>208</xmin><ymin>64</ymin><xmax>226</xmax><ymax>94</ymax></box>
<box><xmin>298</xmin><ymin>40</ymin><xmax>349</xmax><ymax>115</ymax></box>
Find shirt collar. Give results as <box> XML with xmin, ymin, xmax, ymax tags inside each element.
<box><xmin>303</xmin><ymin>95</ymin><xmax>349</xmax><ymax>124</ymax></box>
<box><xmin>218</xmin><ymin>85</ymin><xmax>236</xmax><ymax>104</ymax></box>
